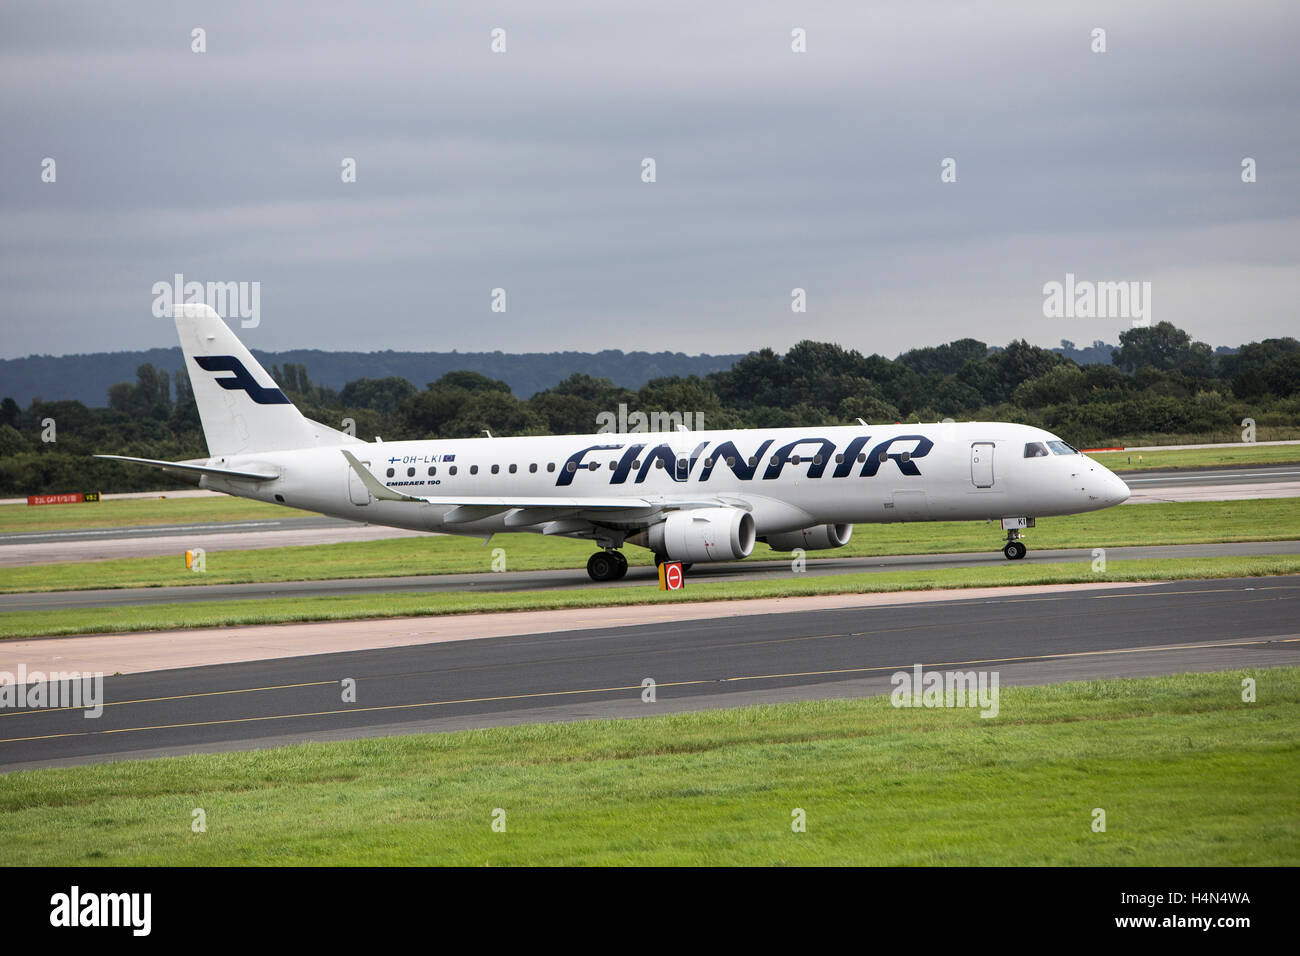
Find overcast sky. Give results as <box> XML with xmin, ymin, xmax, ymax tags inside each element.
<box><xmin>2</xmin><ymin>0</ymin><xmax>1297</xmax><ymax>362</ymax></box>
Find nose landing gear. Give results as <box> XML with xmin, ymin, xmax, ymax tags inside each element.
<box><xmin>1002</xmin><ymin>529</ymin><xmax>1027</xmax><ymax>560</ymax></box>
<box><xmin>998</xmin><ymin>517</ymin><xmax>1033</xmax><ymax>560</ymax></box>
<box><xmin>587</xmin><ymin>549</ymin><xmax>629</xmax><ymax>582</ymax></box>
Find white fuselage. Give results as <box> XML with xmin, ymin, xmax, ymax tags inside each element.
<box><xmin>197</xmin><ymin>421</ymin><xmax>1130</xmax><ymax>541</ymax></box>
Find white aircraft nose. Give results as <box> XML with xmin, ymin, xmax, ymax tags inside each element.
<box><xmin>1101</xmin><ymin>468</ymin><xmax>1130</xmax><ymax>506</ymax></box>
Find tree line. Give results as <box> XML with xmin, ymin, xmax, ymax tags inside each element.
<box><xmin>1</xmin><ymin>322</ymin><xmax>1297</xmax><ymax>495</ymax></box>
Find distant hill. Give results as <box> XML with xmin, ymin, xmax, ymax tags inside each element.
<box><xmin>1051</xmin><ymin>338</ymin><xmax>1238</xmax><ymax>366</ymax></box>
<box><xmin>1052</xmin><ymin>339</ymin><xmax>1116</xmax><ymax>365</ymax></box>
<box><xmin>0</xmin><ymin>348</ymin><xmax>746</xmax><ymax>407</ymax></box>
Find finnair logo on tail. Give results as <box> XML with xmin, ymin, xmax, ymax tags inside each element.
<box><xmin>194</xmin><ymin>356</ymin><xmax>290</xmax><ymax>404</ymax></box>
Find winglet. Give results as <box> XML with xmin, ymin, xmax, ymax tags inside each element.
<box><xmin>341</xmin><ymin>450</ymin><xmax>423</xmax><ymax>502</ymax></box>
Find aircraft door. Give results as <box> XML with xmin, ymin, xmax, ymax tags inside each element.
<box><xmin>348</xmin><ymin>460</ymin><xmax>372</xmax><ymax>505</ymax></box>
<box><xmin>970</xmin><ymin>443</ymin><xmax>994</xmax><ymax>488</ymax></box>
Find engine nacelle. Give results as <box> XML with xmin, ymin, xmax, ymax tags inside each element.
<box><xmin>765</xmin><ymin>523</ymin><xmax>853</xmax><ymax>552</ymax></box>
<box><xmin>631</xmin><ymin>507</ymin><xmax>756</xmax><ymax>563</ymax></box>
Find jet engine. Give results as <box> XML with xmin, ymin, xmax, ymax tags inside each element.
<box><xmin>764</xmin><ymin>523</ymin><xmax>853</xmax><ymax>552</ymax></box>
<box><xmin>629</xmin><ymin>507</ymin><xmax>756</xmax><ymax>563</ymax></box>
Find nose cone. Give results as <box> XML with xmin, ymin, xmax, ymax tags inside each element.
<box><xmin>1077</xmin><ymin>458</ymin><xmax>1129</xmax><ymax>509</ymax></box>
<box><xmin>1099</xmin><ymin>467</ymin><xmax>1130</xmax><ymax>507</ymax></box>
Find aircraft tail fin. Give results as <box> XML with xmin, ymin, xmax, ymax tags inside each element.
<box><xmin>172</xmin><ymin>303</ymin><xmax>353</xmax><ymax>456</ymax></box>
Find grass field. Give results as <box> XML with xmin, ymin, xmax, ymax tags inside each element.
<box><xmin>1091</xmin><ymin>444</ymin><xmax>1300</xmax><ymax>471</ymax></box>
<box><xmin>0</xmin><ymin>494</ymin><xmax>295</xmax><ymax>533</ymax></box>
<box><xmin>4</xmin><ymin>498</ymin><xmax>1298</xmax><ymax>595</ymax></box>
<box><xmin>3</xmin><ymin>554</ymin><xmax>1299</xmax><ymax>640</ymax></box>
<box><xmin>1</xmin><ymin>668</ymin><xmax>1295</xmax><ymax>865</ymax></box>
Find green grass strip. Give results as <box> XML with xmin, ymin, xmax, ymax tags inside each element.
<box><xmin>3</xmin><ymin>555</ymin><xmax>1299</xmax><ymax>640</ymax></box>
<box><xmin>4</xmin><ymin>498</ymin><xmax>1298</xmax><ymax>595</ymax></box>
<box><xmin>1</xmin><ymin>668</ymin><xmax>1296</xmax><ymax>865</ymax></box>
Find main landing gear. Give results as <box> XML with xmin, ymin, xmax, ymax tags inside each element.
<box><xmin>1002</xmin><ymin>529</ymin><xmax>1028</xmax><ymax>561</ymax></box>
<box><xmin>587</xmin><ymin>550</ymin><xmax>629</xmax><ymax>582</ymax></box>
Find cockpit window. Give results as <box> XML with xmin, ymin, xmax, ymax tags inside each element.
<box><xmin>1047</xmin><ymin>440</ymin><xmax>1079</xmax><ymax>455</ymax></box>
<box><xmin>1023</xmin><ymin>442</ymin><xmax>1049</xmax><ymax>458</ymax></box>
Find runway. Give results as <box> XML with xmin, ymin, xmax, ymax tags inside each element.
<box><xmin>4</xmin><ymin>539</ymin><xmax>1298</xmax><ymax>612</ymax></box>
<box><xmin>1121</xmin><ymin>465</ymin><xmax>1300</xmax><ymax>503</ymax></box>
<box><xmin>3</xmin><ymin>463</ymin><xmax>1296</xmax><ymax>566</ymax></box>
<box><xmin>0</xmin><ymin>516</ymin><xmax>424</xmax><ymax>567</ymax></box>
<box><xmin>2</xmin><ymin>575</ymin><xmax>1297</xmax><ymax>771</ymax></box>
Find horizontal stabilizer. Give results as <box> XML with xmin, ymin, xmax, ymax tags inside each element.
<box><xmin>94</xmin><ymin>455</ymin><xmax>280</xmax><ymax>481</ymax></box>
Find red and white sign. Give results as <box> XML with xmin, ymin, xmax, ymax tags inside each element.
<box><xmin>27</xmin><ymin>492</ymin><xmax>100</xmax><ymax>506</ymax></box>
<box><xmin>660</xmin><ymin>561</ymin><xmax>685</xmax><ymax>591</ymax></box>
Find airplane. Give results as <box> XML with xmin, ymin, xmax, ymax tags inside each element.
<box><xmin>98</xmin><ymin>303</ymin><xmax>1131</xmax><ymax>581</ymax></box>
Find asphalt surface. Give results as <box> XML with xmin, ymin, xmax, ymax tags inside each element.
<box><xmin>0</xmin><ymin>515</ymin><xmax>356</xmax><ymax>546</ymax></box>
<box><xmin>2</xmin><ymin>574</ymin><xmax>1296</xmax><ymax>771</ymax></box>
<box><xmin>1121</xmin><ymin>465</ymin><xmax>1300</xmax><ymax>487</ymax></box>
<box><xmin>0</xmin><ymin>515</ymin><xmax>395</xmax><ymax>567</ymax></box>
<box><xmin>4</xmin><ymin>539</ymin><xmax>1298</xmax><ymax>612</ymax></box>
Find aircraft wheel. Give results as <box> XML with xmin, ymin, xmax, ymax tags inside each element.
<box><xmin>612</xmin><ymin>551</ymin><xmax>629</xmax><ymax>580</ymax></box>
<box><xmin>1003</xmin><ymin>541</ymin><xmax>1027</xmax><ymax>560</ymax></box>
<box><xmin>587</xmin><ymin>551</ymin><xmax>620</xmax><ymax>582</ymax></box>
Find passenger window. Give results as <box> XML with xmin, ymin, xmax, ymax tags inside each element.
<box><xmin>835</xmin><ymin>454</ymin><xmax>844</xmax><ymax>464</ymax></box>
<box><xmin>428</xmin><ymin>466</ymin><xmax>436</xmax><ymax>476</ymax></box>
<box><xmin>791</xmin><ymin>455</ymin><xmax>801</xmax><ymax>465</ymax></box>
<box><xmin>655</xmin><ymin>459</ymin><xmax>664</xmax><ymax>469</ymax></box>
<box><xmin>470</xmin><ymin>465</ymin><xmax>479</xmax><ymax>475</ymax></box>
<box><xmin>509</xmin><ymin>463</ymin><xmax>518</xmax><ymax>474</ymax></box>
<box><xmin>726</xmin><ymin>456</ymin><xmax>736</xmax><ymax>467</ymax></box>
<box><xmin>529</xmin><ymin>463</ymin><xmax>537</xmax><ymax>473</ymax></box>
<box><xmin>609</xmin><ymin>461</ymin><xmax>617</xmax><ymax>470</ymax></box>
<box><xmin>633</xmin><ymin>460</ymin><xmax>642</xmax><ymax>469</ymax></box>
<box><xmin>449</xmin><ymin>465</ymin><xmax>457</xmax><ymax>476</ymax></box>
<box><xmin>547</xmin><ymin>462</ymin><xmax>555</xmax><ymax>473</ymax></box>
<box><xmin>813</xmin><ymin>454</ymin><xmax>823</xmax><ymax>465</ymax></box>
<box><xmin>589</xmin><ymin>461</ymin><xmax>600</xmax><ymax>471</ymax></box>
<box><xmin>491</xmin><ymin>464</ymin><xmax>499</xmax><ymax>475</ymax></box>
<box><xmin>857</xmin><ymin>453</ymin><xmax>867</xmax><ymax>463</ymax></box>
<box><xmin>1023</xmin><ymin>442</ymin><xmax>1049</xmax><ymax>458</ymax></box>
<box><xmin>748</xmin><ymin>457</ymin><xmax>757</xmax><ymax>467</ymax></box>
<box><xmin>386</xmin><ymin>468</ymin><xmax>395</xmax><ymax>478</ymax></box>
<box><xmin>407</xmin><ymin>467</ymin><xmax>415</xmax><ymax>477</ymax></box>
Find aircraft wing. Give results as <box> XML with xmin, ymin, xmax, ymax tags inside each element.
<box><xmin>341</xmin><ymin>450</ymin><xmax>737</xmax><ymax>520</ymax></box>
